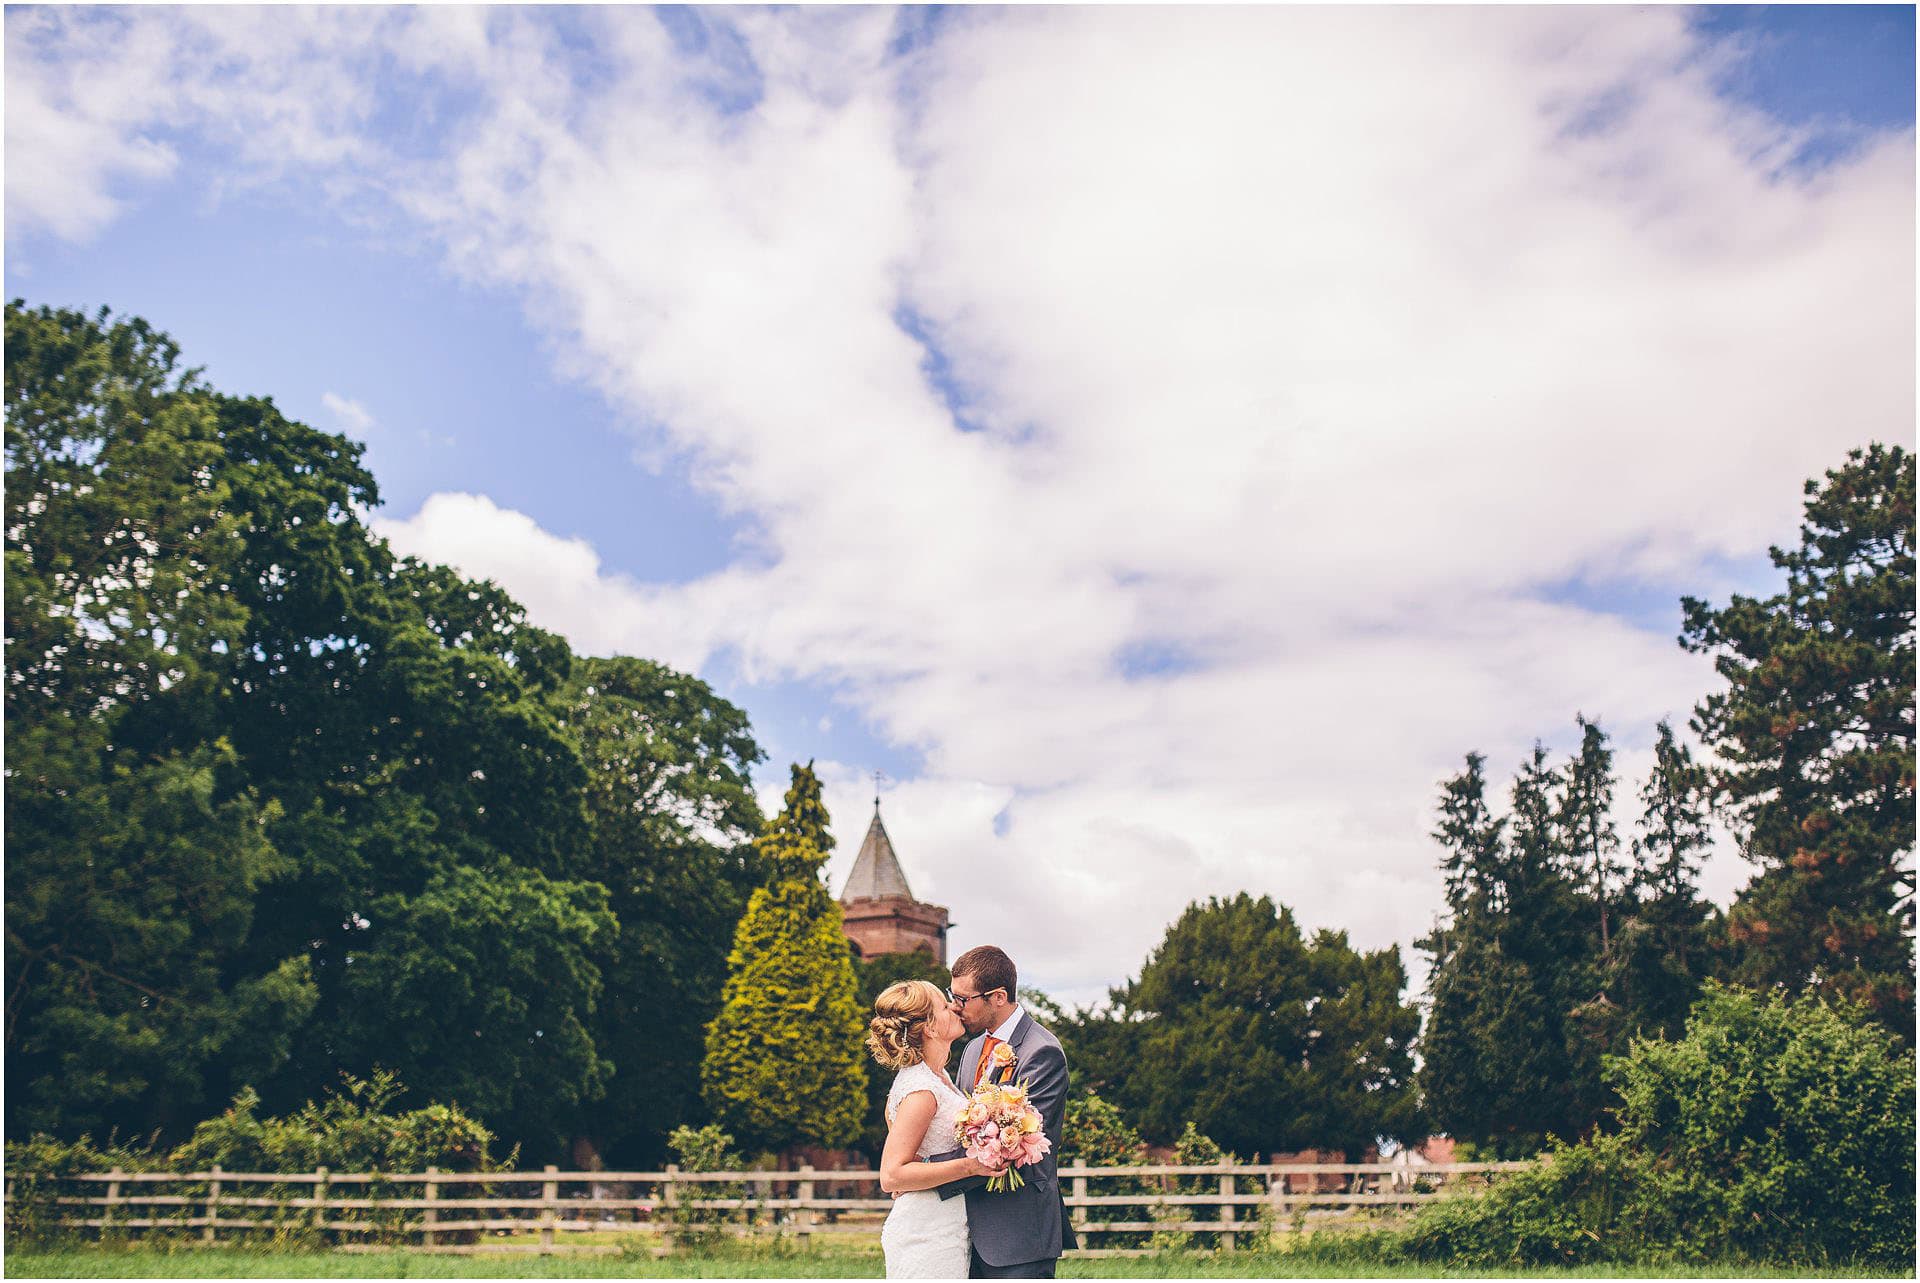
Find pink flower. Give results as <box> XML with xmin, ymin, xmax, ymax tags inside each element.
<box><xmin>957</xmin><ymin>1079</ymin><xmax>1049</xmax><ymax>1192</ymax></box>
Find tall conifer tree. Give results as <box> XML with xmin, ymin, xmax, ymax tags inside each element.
<box><xmin>1682</xmin><ymin>444</ymin><xmax>1915</xmax><ymax>1035</ymax></box>
<box><xmin>1421</xmin><ymin>744</ymin><xmax>1605</xmax><ymax>1152</ymax></box>
<box><xmin>1434</xmin><ymin>752</ymin><xmax>1507</xmax><ymax>915</ymax></box>
<box><xmin>1630</xmin><ymin>721</ymin><xmax>1715</xmax><ymax>908</ymax></box>
<box><xmin>1604</xmin><ymin>720</ymin><xmax>1715</xmax><ymax>1039</ymax></box>
<box><xmin>1558</xmin><ymin>716</ymin><xmax>1623</xmax><ymax>955</ymax></box>
<box><xmin>701</xmin><ymin>763</ymin><xmax>866</xmax><ymax>1152</ymax></box>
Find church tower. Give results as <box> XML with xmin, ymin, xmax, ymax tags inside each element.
<box><xmin>839</xmin><ymin>801</ymin><xmax>951</xmax><ymax>965</ymax></box>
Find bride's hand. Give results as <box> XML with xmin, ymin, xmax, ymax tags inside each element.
<box><xmin>964</xmin><ymin>1155</ymin><xmax>1004</xmax><ymax>1179</ymax></box>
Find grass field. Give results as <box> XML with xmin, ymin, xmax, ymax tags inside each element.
<box><xmin>6</xmin><ymin>1247</ymin><xmax>1910</xmax><ymax>1279</ymax></box>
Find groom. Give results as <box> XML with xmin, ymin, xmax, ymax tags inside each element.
<box><xmin>939</xmin><ymin>945</ymin><xmax>1077</xmax><ymax>1278</ymax></box>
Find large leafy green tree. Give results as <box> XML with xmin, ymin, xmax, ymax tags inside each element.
<box><xmin>1682</xmin><ymin>443</ymin><xmax>1915</xmax><ymax>1034</ymax></box>
<box><xmin>5</xmin><ymin>303</ymin><xmax>315</xmax><ymax>1137</ymax></box>
<box><xmin>335</xmin><ymin>863</ymin><xmax>616</xmax><ymax>1155</ymax></box>
<box><xmin>701</xmin><ymin>764</ymin><xmax>866</xmax><ymax>1153</ymax></box>
<box><xmin>5</xmin><ymin>302</ymin><xmax>614</xmax><ymax>1153</ymax></box>
<box><xmin>4</xmin><ymin>742</ymin><xmax>315</xmax><ymax>1138</ymax></box>
<box><xmin>1091</xmin><ymin>893</ymin><xmax>1420</xmax><ymax>1158</ymax></box>
<box><xmin>561</xmin><ymin>655</ymin><xmax>767</xmax><ymax>1166</ymax></box>
<box><xmin>183</xmin><ymin>395</ymin><xmax>605</xmax><ymax>1150</ymax></box>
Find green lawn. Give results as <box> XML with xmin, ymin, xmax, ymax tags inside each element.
<box><xmin>5</xmin><ymin>1247</ymin><xmax>1911</xmax><ymax>1279</ymax></box>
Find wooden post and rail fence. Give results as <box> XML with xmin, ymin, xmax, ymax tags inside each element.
<box><xmin>5</xmin><ymin>1160</ymin><xmax>1532</xmax><ymax>1257</ymax></box>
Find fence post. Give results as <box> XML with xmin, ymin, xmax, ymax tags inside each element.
<box><xmin>1071</xmin><ymin>1172</ymin><xmax>1087</xmax><ymax>1237</ymax></box>
<box><xmin>312</xmin><ymin>1166</ymin><xmax>329</xmax><ymax>1242</ymax></box>
<box><xmin>422</xmin><ymin>1166</ymin><xmax>439</xmax><ymax>1249</ymax></box>
<box><xmin>1217</xmin><ymin>1157</ymin><xmax>1235</xmax><ymax>1252</ymax></box>
<box><xmin>203</xmin><ymin>1165</ymin><xmax>223</xmax><ymax>1244</ymax></box>
<box><xmin>796</xmin><ymin>1164</ymin><xmax>815</xmax><ymax>1248</ymax></box>
<box><xmin>98</xmin><ymin>1166</ymin><xmax>122</xmax><ymax>1241</ymax></box>
<box><xmin>541</xmin><ymin>1164</ymin><xmax>559</xmax><ymax>1254</ymax></box>
<box><xmin>661</xmin><ymin>1162</ymin><xmax>680</xmax><ymax>1239</ymax></box>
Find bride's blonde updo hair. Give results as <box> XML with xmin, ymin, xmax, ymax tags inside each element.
<box><xmin>866</xmin><ymin>979</ymin><xmax>944</xmax><ymax>1070</ymax></box>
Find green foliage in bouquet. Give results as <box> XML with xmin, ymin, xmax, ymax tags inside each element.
<box><xmin>701</xmin><ymin>764</ymin><xmax>866</xmax><ymax>1152</ymax></box>
<box><xmin>1400</xmin><ymin>984</ymin><xmax>1916</xmax><ymax>1268</ymax></box>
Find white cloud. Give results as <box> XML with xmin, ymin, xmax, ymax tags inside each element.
<box><xmin>5</xmin><ymin>7</ymin><xmax>396</xmax><ymax>242</ymax></box>
<box><xmin>321</xmin><ymin>392</ymin><xmax>376</xmax><ymax>437</ymax></box>
<box><xmin>371</xmin><ymin>492</ymin><xmax>711</xmax><ymax>675</ymax></box>
<box><xmin>5</xmin><ymin>9</ymin><xmax>180</xmax><ymax>241</ymax></box>
<box><xmin>12</xmin><ymin>8</ymin><xmax>1910</xmax><ymax>1001</ymax></box>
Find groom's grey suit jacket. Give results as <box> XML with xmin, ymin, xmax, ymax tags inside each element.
<box><xmin>941</xmin><ymin>1010</ymin><xmax>1078</xmax><ymax>1268</ymax></box>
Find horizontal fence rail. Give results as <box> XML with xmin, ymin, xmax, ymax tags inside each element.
<box><xmin>6</xmin><ymin>1161</ymin><xmax>1535</xmax><ymax>1257</ymax></box>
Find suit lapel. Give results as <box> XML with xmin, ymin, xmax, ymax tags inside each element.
<box><xmin>988</xmin><ymin>1012</ymin><xmax>1036</xmax><ymax>1085</ymax></box>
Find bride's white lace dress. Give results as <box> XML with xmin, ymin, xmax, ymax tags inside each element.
<box><xmin>881</xmin><ymin>1061</ymin><xmax>972</xmax><ymax>1278</ymax></box>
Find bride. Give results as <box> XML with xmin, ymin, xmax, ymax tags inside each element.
<box><xmin>868</xmin><ymin>979</ymin><xmax>996</xmax><ymax>1278</ymax></box>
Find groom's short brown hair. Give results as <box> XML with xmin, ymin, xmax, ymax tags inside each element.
<box><xmin>951</xmin><ymin>945</ymin><xmax>1016</xmax><ymax>998</ymax></box>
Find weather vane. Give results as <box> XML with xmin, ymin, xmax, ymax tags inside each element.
<box><xmin>873</xmin><ymin>769</ymin><xmax>888</xmax><ymax>809</ymax></box>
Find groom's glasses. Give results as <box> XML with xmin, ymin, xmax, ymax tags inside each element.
<box><xmin>947</xmin><ymin>987</ymin><xmax>1002</xmax><ymax>1007</ymax></box>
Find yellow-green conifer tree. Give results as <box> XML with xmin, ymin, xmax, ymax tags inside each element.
<box><xmin>700</xmin><ymin>763</ymin><xmax>867</xmax><ymax>1151</ymax></box>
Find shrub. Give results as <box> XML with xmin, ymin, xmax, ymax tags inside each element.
<box><xmin>1155</xmin><ymin>1122</ymin><xmax>1247</xmax><ymax>1252</ymax></box>
<box><xmin>1610</xmin><ymin>983</ymin><xmax>1914</xmax><ymax>1261</ymax></box>
<box><xmin>665</xmin><ymin>1123</ymin><xmax>746</xmax><ymax>1244</ymax></box>
<box><xmin>1400</xmin><ymin>984</ymin><xmax>1916</xmax><ymax>1267</ymax></box>
<box><xmin>6</xmin><ymin>1072</ymin><xmax>504</xmax><ymax>1248</ymax></box>
<box><xmin>1061</xmin><ymin>1090</ymin><xmax>1155</xmax><ymax>1249</ymax></box>
<box><xmin>170</xmin><ymin>1072</ymin><xmax>502</xmax><ymax>1174</ymax></box>
<box><xmin>3</xmin><ymin>1133</ymin><xmax>169</xmax><ymax>1246</ymax></box>
<box><xmin>1062</xmin><ymin>1090</ymin><xmax>1148</xmax><ymax>1167</ymax></box>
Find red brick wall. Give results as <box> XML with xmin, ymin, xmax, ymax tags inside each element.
<box><xmin>841</xmin><ymin>896</ymin><xmax>949</xmax><ymax>965</ymax></box>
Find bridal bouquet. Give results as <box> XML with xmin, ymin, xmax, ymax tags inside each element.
<box><xmin>955</xmin><ymin>1080</ymin><xmax>1052</xmax><ymax>1193</ymax></box>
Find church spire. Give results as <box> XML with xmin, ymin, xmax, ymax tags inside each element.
<box><xmin>836</xmin><ymin>793</ymin><xmax>950</xmax><ymax>964</ymax></box>
<box><xmin>840</xmin><ymin>799</ymin><xmax>914</xmax><ymax>903</ymax></box>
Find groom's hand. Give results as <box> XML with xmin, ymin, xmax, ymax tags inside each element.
<box><xmin>925</xmin><ymin>1148</ymin><xmax>989</xmax><ymax>1201</ymax></box>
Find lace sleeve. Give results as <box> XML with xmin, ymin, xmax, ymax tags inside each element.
<box><xmin>884</xmin><ymin>1063</ymin><xmax>937</xmax><ymax>1126</ymax></box>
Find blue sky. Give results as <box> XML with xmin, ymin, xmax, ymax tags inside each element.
<box><xmin>6</xmin><ymin>5</ymin><xmax>1912</xmax><ymax>1000</ymax></box>
<box><xmin>1695</xmin><ymin>6</ymin><xmax>1913</xmax><ymax>150</ymax></box>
